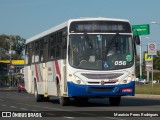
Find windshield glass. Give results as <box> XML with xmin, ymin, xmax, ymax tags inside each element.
<box><xmin>68</xmin><ymin>34</ymin><xmax>134</xmax><ymax>70</ymax></box>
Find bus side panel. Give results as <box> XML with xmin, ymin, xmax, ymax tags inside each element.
<box><xmin>30</xmin><ymin>64</ymin><xmax>35</xmax><ymax>94</ymax></box>
<box><xmin>47</xmin><ymin>61</ymin><xmax>58</xmax><ymax>96</ymax></box>
<box><xmin>32</xmin><ymin>63</ymin><xmax>44</xmax><ymax>95</ymax></box>
<box><xmin>42</xmin><ymin>63</ymin><xmax>48</xmax><ymax>96</ymax></box>
<box><xmin>24</xmin><ymin>66</ymin><xmax>32</xmax><ymax>93</ymax></box>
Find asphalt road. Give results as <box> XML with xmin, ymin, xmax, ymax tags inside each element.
<box><xmin>0</xmin><ymin>90</ymin><xmax>160</xmax><ymax>120</ymax></box>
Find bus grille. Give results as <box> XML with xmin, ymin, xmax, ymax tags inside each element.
<box><xmin>81</xmin><ymin>73</ymin><xmax>123</xmax><ymax>79</ymax></box>
<box><xmin>91</xmin><ymin>87</ymin><xmax>114</xmax><ymax>92</ymax></box>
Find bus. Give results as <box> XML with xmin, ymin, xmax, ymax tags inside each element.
<box><xmin>24</xmin><ymin>17</ymin><xmax>140</xmax><ymax>106</ymax></box>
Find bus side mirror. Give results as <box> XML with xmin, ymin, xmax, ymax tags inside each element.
<box><xmin>133</xmin><ymin>35</ymin><xmax>140</xmax><ymax>45</ymax></box>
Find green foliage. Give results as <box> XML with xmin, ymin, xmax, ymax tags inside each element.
<box><xmin>0</xmin><ymin>34</ymin><xmax>26</xmax><ymax>60</ymax></box>
<box><xmin>12</xmin><ymin>35</ymin><xmax>26</xmax><ymax>55</ymax></box>
<box><xmin>136</xmin><ymin>51</ymin><xmax>160</xmax><ymax>80</ymax></box>
<box><xmin>135</xmin><ymin>83</ymin><xmax>160</xmax><ymax>95</ymax></box>
<box><xmin>153</xmin><ymin>51</ymin><xmax>160</xmax><ymax>70</ymax></box>
<box><xmin>0</xmin><ymin>34</ymin><xmax>9</xmax><ymax>50</ymax></box>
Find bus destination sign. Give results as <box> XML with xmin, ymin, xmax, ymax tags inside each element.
<box><xmin>70</xmin><ymin>21</ymin><xmax>131</xmax><ymax>33</ymax></box>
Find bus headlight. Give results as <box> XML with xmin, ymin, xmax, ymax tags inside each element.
<box><xmin>120</xmin><ymin>74</ymin><xmax>134</xmax><ymax>84</ymax></box>
<box><xmin>74</xmin><ymin>76</ymin><xmax>85</xmax><ymax>85</ymax></box>
<box><xmin>70</xmin><ymin>75</ymin><xmax>85</xmax><ymax>85</ymax></box>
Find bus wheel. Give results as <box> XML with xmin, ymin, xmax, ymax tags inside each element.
<box><xmin>44</xmin><ymin>96</ymin><xmax>50</xmax><ymax>102</ymax></box>
<box><xmin>74</xmin><ymin>97</ymin><xmax>89</xmax><ymax>104</ymax></box>
<box><xmin>34</xmin><ymin>83</ymin><xmax>43</xmax><ymax>102</ymax></box>
<box><xmin>57</xmin><ymin>83</ymin><xmax>69</xmax><ymax>106</ymax></box>
<box><xmin>109</xmin><ymin>96</ymin><xmax>121</xmax><ymax>106</ymax></box>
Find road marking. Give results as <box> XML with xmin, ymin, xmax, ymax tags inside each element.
<box><xmin>18</xmin><ymin>103</ymin><xmax>64</xmax><ymax>111</ymax></box>
<box><xmin>2</xmin><ymin>105</ymin><xmax>7</xmax><ymax>106</ymax></box>
<box><xmin>104</xmin><ymin>117</ymin><xmax>126</xmax><ymax>120</ymax></box>
<box><xmin>20</xmin><ymin>108</ymin><xmax>28</xmax><ymax>110</ymax></box>
<box><xmin>0</xmin><ymin>99</ymin><xmax>4</xmax><ymax>101</ymax></box>
<box><xmin>10</xmin><ymin>106</ymin><xmax>17</xmax><ymax>108</ymax></box>
<box><xmin>31</xmin><ymin>110</ymin><xmax>38</xmax><ymax>112</ymax></box>
<box><xmin>45</xmin><ymin>113</ymin><xmax>56</xmax><ymax>116</ymax></box>
<box><xmin>17</xmin><ymin>103</ymin><xmax>125</xmax><ymax>119</ymax></box>
<box><xmin>17</xmin><ymin>103</ymin><xmax>95</xmax><ymax>117</ymax></box>
<box><xmin>63</xmin><ymin>117</ymin><xmax>75</xmax><ymax>119</ymax></box>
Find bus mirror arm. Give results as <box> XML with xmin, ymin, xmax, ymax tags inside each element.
<box><xmin>134</xmin><ymin>41</ymin><xmax>137</xmax><ymax>56</ymax></box>
<box><xmin>133</xmin><ymin>35</ymin><xmax>140</xmax><ymax>45</ymax></box>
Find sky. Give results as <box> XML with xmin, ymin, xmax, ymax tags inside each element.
<box><xmin>0</xmin><ymin>0</ymin><xmax>160</xmax><ymax>53</ymax></box>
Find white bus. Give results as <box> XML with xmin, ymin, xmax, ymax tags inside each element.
<box><xmin>24</xmin><ymin>18</ymin><xmax>140</xmax><ymax>106</ymax></box>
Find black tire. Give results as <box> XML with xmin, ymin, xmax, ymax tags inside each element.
<box><xmin>109</xmin><ymin>96</ymin><xmax>121</xmax><ymax>106</ymax></box>
<box><xmin>34</xmin><ymin>83</ymin><xmax>43</xmax><ymax>102</ymax></box>
<box><xmin>74</xmin><ymin>97</ymin><xmax>89</xmax><ymax>104</ymax></box>
<box><xmin>43</xmin><ymin>96</ymin><xmax>50</xmax><ymax>102</ymax></box>
<box><xmin>57</xmin><ymin>83</ymin><xmax>69</xmax><ymax>106</ymax></box>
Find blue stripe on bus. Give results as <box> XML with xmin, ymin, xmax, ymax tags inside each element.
<box><xmin>67</xmin><ymin>81</ymin><xmax>135</xmax><ymax>97</ymax></box>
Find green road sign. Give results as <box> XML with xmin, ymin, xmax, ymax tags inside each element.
<box><xmin>132</xmin><ymin>24</ymin><xmax>150</xmax><ymax>35</ymax></box>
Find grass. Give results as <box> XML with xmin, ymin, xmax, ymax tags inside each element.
<box><xmin>135</xmin><ymin>83</ymin><xmax>160</xmax><ymax>95</ymax></box>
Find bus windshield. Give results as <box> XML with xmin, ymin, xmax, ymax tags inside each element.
<box><xmin>68</xmin><ymin>34</ymin><xmax>134</xmax><ymax>70</ymax></box>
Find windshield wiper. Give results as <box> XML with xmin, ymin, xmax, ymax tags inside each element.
<box><xmin>84</xmin><ymin>33</ymin><xmax>93</xmax><ymax>48</ymax></box>
<box><xmin>106</xmin><ymin>33</ymin><xmax>119</xmax><ymax>54</ymax></box>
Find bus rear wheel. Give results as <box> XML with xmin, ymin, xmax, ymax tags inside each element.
<box><xmin>57</xmin><ymin>83</ymin><xmax>69</xmax><ymax>106</ymax></box>
<box><xmin>109</xmin><ymin>96</ymin><xmax>121</xmax><ymax>106</ymax></box>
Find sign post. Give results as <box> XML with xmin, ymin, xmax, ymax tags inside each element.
<box><xmin>148</xmin><ymin>43</ymin><xmax>157</xmax><ymax>87</ymax></box>
<box><xmin>132</xmin><ymin>24</ymin><xmax>150</xmax><ymax>80</ymax></box>
<box><xmin>145</xmin><ymin>53</ymin><xmax>153</xmax><ymax>82</ymax></box>
<box><xmin>148</xmin><ymin>43</ymin><xmax>157</xmax><ymax>55</ymax></box>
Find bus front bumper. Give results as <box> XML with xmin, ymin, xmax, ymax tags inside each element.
<box><xmin>67</xmin><ymin>81</ymin><xmax>135</xmax><ymax>97</ymax></box>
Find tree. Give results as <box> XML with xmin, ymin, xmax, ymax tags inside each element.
<box><xmin>12</xmin><ymin>35</ymin><xmax>26</xmax><ymax>55</ymax></box>
<box><xmin>0</xmin><ymin>34</ymin><xmax>9</xmax><ymax>50</ymax></box>
<box><xmin>135</xmin><ymin>55</ymin><xmax>140</xmax><ymax>78</ymax></box>
<box><xmin>153</xmin><ymin>50</ymin><xmax>160</xmax><ymax>70</ymax></box>
<box><xmin>0</xmin><ymin>34</ymin><xmax>26</xmax><ymax>60</ymax></box>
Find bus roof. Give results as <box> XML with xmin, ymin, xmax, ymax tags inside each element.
<box><xmin>26</xmin><ymin>17</ymin><xmax>130</xmax><ymax>44</ymax></box>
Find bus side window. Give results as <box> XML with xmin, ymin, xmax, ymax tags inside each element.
<box><xmin>43</xmin><ymin>36</ymin><xmax>49</xmax><ymax>62</ymax></box>
<box><xmin>48</xmin><ymin>29</ymin><xmax>67</xmax><ymax>60</ymax></box>
<box><xmin>49</xmin><ymin>35</ymin><xmax>55</xmax><ymax>59</ymax></box>
<box><xmin>25</xmin><ymin>45</ymin><xmax>29</xmax><ymax>65</ymax></box>
<box><xmin>39</xmin><ymin>39</ymin><xmax>44</xmax><ymax>62</ymax></box>
<box><xmin>35</xmin><ymin>41</ymin><xmax>40</xmax><ymax>63</ymax></box>
<box><xmin>57</xmin><ymin>32</ymin><xmax>63</xmax><ymax>58</ymax></box>
<box><xmin>28</xmin><ymin>43</ymin><xmax>33</xmax><ymax>65</ymax></box>
<box><xmin>31</xmin><ymin>42</ymin><xmax>35</xmax><ymax>63</ymax></box>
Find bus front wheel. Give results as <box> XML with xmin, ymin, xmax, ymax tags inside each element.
<box><xmin>109</xmin><ymin>96</ymin><xmax>121</xmax><ymax>106</ymax></box>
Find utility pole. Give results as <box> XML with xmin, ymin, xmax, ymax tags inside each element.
<box><xmin>139</xmin><ymin>36</ymin><xmax>142</xmax><ymax>79</ymax></box>
<box><xmin>6</xmin><ymin>36</ymin><xmax>13</xmax><ymax>88</ymax></box>
<box><xmin>9</xmin><ymin>37</ymin><xmax>12</xmax><ymax>88</ymax></box>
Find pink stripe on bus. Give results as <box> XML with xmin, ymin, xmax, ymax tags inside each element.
<box><xmin>54</xmin><ymin>60</ymin><xmax>61</xmax><ymax>80</ymax></box>
<box><xmin>35</xmin><ymin>64</ymin><xmax>39</xmax><ymax>82</ymax></box>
